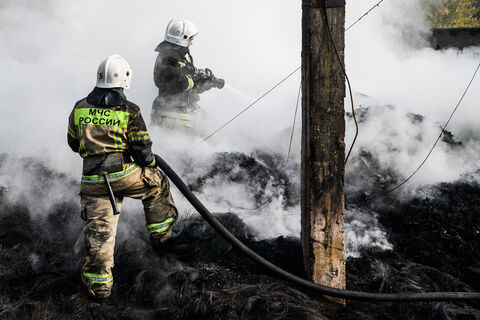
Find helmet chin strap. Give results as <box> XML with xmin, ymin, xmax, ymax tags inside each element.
<box><xmin>187</xmin><ymin>52</ymin><xmax>194</xmax><ymax>65</ymax></box>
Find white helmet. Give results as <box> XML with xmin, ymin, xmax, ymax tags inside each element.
<box><xmin>96</xmin><ymin>54</ymin><xmax>132</xmax><ymax>89</ymax></box>
<box><xmin>164</xmin><ymin>19</ymin><xmax>198</xmax><ymax>47</ymax></box>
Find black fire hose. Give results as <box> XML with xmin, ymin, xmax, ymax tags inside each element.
<box><xmin>154</xmin><ymin>155</ymin><xmax>480</xmax><ymax>302</ymax></box>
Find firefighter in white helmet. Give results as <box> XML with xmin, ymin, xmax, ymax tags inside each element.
<box><xmin>151</xmin><ymin>19</ymin><xmax>225</xmax><ymax>128</ymax></box>
<box><xmin>68</xmin><ymin>54</ymin><xmax>177</xmax><ymax>300</ymax></box>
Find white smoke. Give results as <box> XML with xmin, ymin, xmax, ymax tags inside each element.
<box><xmin>345</xmin><ymin>205</ymin><xmax>393</xmax><ymax>258</ymax></box>
<box><xmin>345</xmin><ymin>0</ymin><xmax>480</xmax><ymax>193</ymax></box>
<box><xmin>1</xmin><ymin>0</ymin><xmax>480</xmax><ymax>257</ymax></box>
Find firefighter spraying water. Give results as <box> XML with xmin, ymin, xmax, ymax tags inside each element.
<box><xmin>151</xmin><ymin>19</ymin><xmax>225</xmax><ymax>129</ymax></box>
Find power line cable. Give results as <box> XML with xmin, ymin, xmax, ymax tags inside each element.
<box><xmin>201</xmin><ymin>67</ymin><xmax>300</xmax><ymax>143</ymax></box>
<box><xmin>286</xmin><ymin>83</ymin><xmax>301</xmax><ymax>165</ymax></box>
<box><xmin>366</xmin><ymin>60</ymin><xmax>480</xmax><ymax>201</ymax></box>
<box><xmin>233</xmin><ymin>83</ymin><xmax>302</xmax><ymax>212</ymax></box>
<box><xmin>346</xmin><ymin>0</ymin><xmax>385</xmax><ymax>31</ymax></box>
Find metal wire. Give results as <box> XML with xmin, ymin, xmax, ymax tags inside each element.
<box><xmin>367</xmin><ymin>60</ymin><xmax>480</xmax><ymax>201</ymax></box>
<box><xmin>201</xmin><ymin>67</ymin><xmax>301</xmax><ymax>143</ymax></box>
<box><xmin>346</xmin><ymin>0</ymin><xmax>385</xmax><ymax>31</ymax></box>
<box><xmin>233</xmin><ymin>83</ymin><xmax>302</xmax><ymax>212</ymax></box>
<box><xmin>286</xmin><ymin>83</ymin><xmax>302</xmax><ymax>165</ymax></box>
<box><xmin>323</xmin><ymin>7</ymin><xmax>359</xmax><ymax>164</ymax></box>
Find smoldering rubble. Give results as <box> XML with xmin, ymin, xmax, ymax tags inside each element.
<box><xmin>0</xmin><ymin>109</ymin><xmax>480</xmax><ymax>319</ymax></box>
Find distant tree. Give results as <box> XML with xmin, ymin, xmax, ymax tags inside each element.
<box><xmin>425</xmin><ymin>0</ymin><xmax>480</xmax><ymax>27</ymax></box>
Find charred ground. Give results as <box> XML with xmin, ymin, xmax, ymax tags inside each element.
<box><xmin>0</xmin><ymin>152</ymin><xmax>479</xmax><ymax>319</ymax></box>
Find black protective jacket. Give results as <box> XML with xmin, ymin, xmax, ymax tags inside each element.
<box><xmin>153</xmin><ymin>41</ymin><xmax>214</xmax><ymax>111</ymax></box>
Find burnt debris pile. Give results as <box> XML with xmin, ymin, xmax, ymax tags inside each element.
<box><xmin>0</xmin><ymin>152</ymin><xmax>479</xmax><ymax>319</ymax></box>
<box><xmin>189</xmin><ymin>151</ymin><xmax>299</xmax><ymax>209</ymax></box>
<box><xmin>375</xmin><ymin>181</ymin><xmax>480</xmax><ymax>290</ymax></box>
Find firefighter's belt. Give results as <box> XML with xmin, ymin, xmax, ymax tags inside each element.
<box><xmin>82</xmin><ymin>153</ymin><xmax>132</xmax><ymax>176</ymax></box>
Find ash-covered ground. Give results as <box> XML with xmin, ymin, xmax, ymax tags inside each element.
<box><xmin>1</xmin><ymin>109</ymin><xmax>480</xmax><ymax>319</ymax></box>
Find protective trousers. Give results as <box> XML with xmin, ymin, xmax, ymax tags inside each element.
<box><xmin>151</xmin><ymin>96</ymin><xmax>205</xmax><ymax>128</ymax></box>
<box><xmin>79</xmin><ymin>165</ymin><xmax>177</xmax><ymax>298</ymax></box>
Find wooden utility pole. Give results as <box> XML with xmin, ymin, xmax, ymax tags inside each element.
<box><xmin>301</xmin><ymin>0</ymin><xmax>346</xmax><ymax>300</ymax></box>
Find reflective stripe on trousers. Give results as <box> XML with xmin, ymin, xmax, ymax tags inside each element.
<box><xmin>83</xmin><ymin>272</ymin><xmax>113</xmax><ymax>285</ymax></box>
<box><xmin>147</xmin><ymin>217</ymin><xmax>174</xmax><ymax>234</ymax></box>
<box><xmin>81</xmin><ymin>163</ymin><xmax>140</xmax><ymax>183</ymax></box>
<box><xmin>159</xmin><ymin>111</ymin><xmax>194</xmax><ymax>127</ymax></box>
